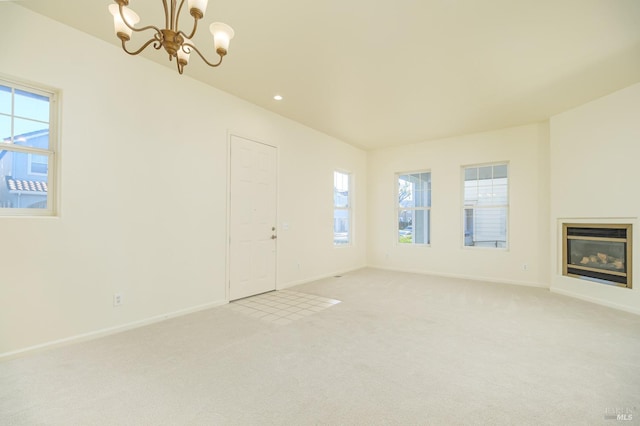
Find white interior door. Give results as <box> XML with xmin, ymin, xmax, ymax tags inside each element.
<box><xmin>229</xmin><ymin>135</ymin><xmax>277</xmax><ymax>300</ymax></box>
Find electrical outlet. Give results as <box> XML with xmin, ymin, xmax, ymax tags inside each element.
<box><xmin>113</xmin><ymin>293</ymin><xmax>123</xmax><ymax>307</ymax></box>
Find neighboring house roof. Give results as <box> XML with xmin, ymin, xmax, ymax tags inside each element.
<box><xmin>6</xmin><ymin>178</ymin><xmax>48</xmax><ymax>193</ymax></box>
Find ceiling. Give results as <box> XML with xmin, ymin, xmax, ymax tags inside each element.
<box><xmin>16</xmin><ymin>0</ymin><xmax>640</xmax><ymax>150</ymax></box>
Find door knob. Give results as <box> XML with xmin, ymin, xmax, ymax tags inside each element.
<box><xmin>271</xmin><ymin>235</ymin><xmax>277</xmax><ymax>240</ymax></box>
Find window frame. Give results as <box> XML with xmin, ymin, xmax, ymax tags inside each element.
<box><xmin>333</xmin><ymin>170</ymin><xmax>352</xmax><ymax>247</ymax></box>
<box><xmin>396</xmin><ymin>170</ymin><xmax>432</xmax><ymax>246</ymax></box>
<box><xmin>0</xmin><ymin>76</ymin><xmax>58</xmax><ymax>216</ymax></box>
<box><xmin>461</xmin><ymin>162</ymin><xmax>509</xmax><ymax>249</ymax></box>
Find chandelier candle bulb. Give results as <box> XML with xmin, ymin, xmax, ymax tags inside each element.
<box><xmin>187</xmin><ymin>0</ymin><xmax>209</xmax><ymax>18</ymax></box>
<box><xmin>108</xmin><ymin>4</ymin><xmax>140</xmax><ymax>40</ymax></box>
<box><xmin>210</xmin><ymin>22</ymin><xmax>234</xmax><ymax>54</ymax></box>
<box><xmin>177</xmin><ymin>39</ymin><xmax>192</xmax><ymax>65</ymax></box>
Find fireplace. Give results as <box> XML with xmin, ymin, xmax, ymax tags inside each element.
<box><xmin>563</xmin><ymin>224</ymin><xmax>632</xmax><ymax>288</ymax></box>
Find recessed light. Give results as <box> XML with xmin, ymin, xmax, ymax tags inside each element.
<box><xmin>273</xmin><ymin>95</ymin><xmax>283</xmax><ymax>101</ymax></box>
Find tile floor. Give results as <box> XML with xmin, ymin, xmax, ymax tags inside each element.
<box><xmin>226</xmin><ymin>289</ymin><xmax>341</xmax><ymax>325</ymax></box>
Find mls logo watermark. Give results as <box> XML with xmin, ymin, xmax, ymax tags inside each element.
<box><xmin>604</xmin><ymin>407</ymin><xmax>634</xmax><ymax>421</ymax></box>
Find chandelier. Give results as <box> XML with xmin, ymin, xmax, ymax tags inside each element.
<box><xmin>108</xmin><ymin>0</ymin><xmax>235</xmax><ymax>74</ymax></box>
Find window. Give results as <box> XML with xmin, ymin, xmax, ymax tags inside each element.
<box><xmin>463</xmin><ymin>163</ymin><xmax>508</xmax><ymax>248</ymax></box>
<box><xmin>333</xmin><ymin>171</ymin><xmax>351</xmax><ymax>245</ymax></box>
<box><xmin>0</xmin><ymin>78</ymin><xmax>57</xmax><ymax>214</ymax></box>
<box><xmin>397</xmin><ymin>172</ymin><xmax>431</xmax><ymax>245</ymax></box>
<box><xmin>28</xmin><ymin>153</ymin><xmax>49</xmax><ymax>176</ymax></box>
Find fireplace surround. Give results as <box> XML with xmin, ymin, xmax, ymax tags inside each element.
<box><xmin>563</xmin><ymin>223</ymin><xmax>632</xmax><ymax>288</ymax></box>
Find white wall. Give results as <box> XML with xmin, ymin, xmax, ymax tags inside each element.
<box><xmin>550</xmin><ymin>83</ymin><xmax>640</xmax><ymax>314</ymax></box>
<box><xmin>0</xmin><ymin>4</ymin><xmax>366</xmax><ymax>356</ymax></box>
<box><xmin>367</xmin><ymin>123</ymin><xmax>550</xmax><ymax>287</ymax></box>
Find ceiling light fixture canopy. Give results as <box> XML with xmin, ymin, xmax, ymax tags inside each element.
<box><xmin>108</xmin><ymin>0</ymin><xmax>234</xmax><ymax>74</ymax></box>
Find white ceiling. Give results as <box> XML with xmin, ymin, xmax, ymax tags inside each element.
<box><xmin>17</xmin><ymin>0</ymin><xmax>640</xmax><ymax>150</ymax></box>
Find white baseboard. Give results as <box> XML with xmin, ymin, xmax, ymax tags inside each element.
<box><xmin>368</xmin><ymin>264</ymin><xmax>549</xmax><ymax>289</ymax></box>
<box><xmin>3</xmin><ymin>266</ymin><xmax>365</xmax><ymax>360</ymax></box>
<box><xmin>0</xmin><ymin>299</ymin><xmax>228</xmax><ymax>361</ymax></box>
<box><xmin>550</xmin><ymin>287</ymin><xmax>640</xmax><ymax>315</ymax></box>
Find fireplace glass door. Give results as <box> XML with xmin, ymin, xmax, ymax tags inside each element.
<box><xmin>563</xmin><ymin>224</ymin><xmax>632</xmax><ymax>288</ymax></box>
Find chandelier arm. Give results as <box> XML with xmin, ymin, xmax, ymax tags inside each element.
<box><xmin>176</xmin><ymin>57</ymin><xmax>184</xmax><ymax>74</ymax></box>
<box><xmin>121</xmin><ymin>35</ymin><xmax>163</xmax><ymax>56</ymax></box>
<box><xmin>178</xmin><ymin>2</ymin><xmax>199</xmax><ymax>40</ymax></box>
<box><xmin>184</xmin><ymin>43</ymin><xmax>224</xmax><ymax>67</ymax></box>
<box><xmin>169</xmin><ymin>0</ymin><xmax>176</xmax><ymax>31</ymax></box>
<box><xmin>163</xmin><ymin>0</ymin><xmax>169</xmax><ymax>30</ymax></box>
<box><xmin>118</xmin><ymin>3</ymin><xmax>163</xmax><ymax>35</ymax></box>
<box><xmin>175</xmin><ymin>0</ymin><xmax>186</xmax><ymax>32</ymax></box>
<box><xmin>177</xmin><ymin>18</ymin><xmax>199</xmax><ymax>43</ymax></box>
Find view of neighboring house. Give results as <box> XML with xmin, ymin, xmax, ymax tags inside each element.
<box><xmin>463</xmin><ymin>164</ymin><xmax>508</xmax><ymax>248</ymax></box>
<box><xmin>333</xmin><ymin>171</ymin><xmax>350</xmax><ymax>245</ymax></box>
<box><xmin>0</xmin><ymin>129</ymin><xmax>49</xmax><ymax>209</ymax></box>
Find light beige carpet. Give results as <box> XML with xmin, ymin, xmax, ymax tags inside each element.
<box><xmin>1</xmin><ymin>268</ymin><xmax>639</xmax><ymax>425</ymax></box>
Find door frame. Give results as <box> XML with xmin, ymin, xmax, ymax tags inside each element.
<box><xmin>225</xmin><ymin>132</ymin><xmax>279</xmax><ymax>302</ymax></box>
